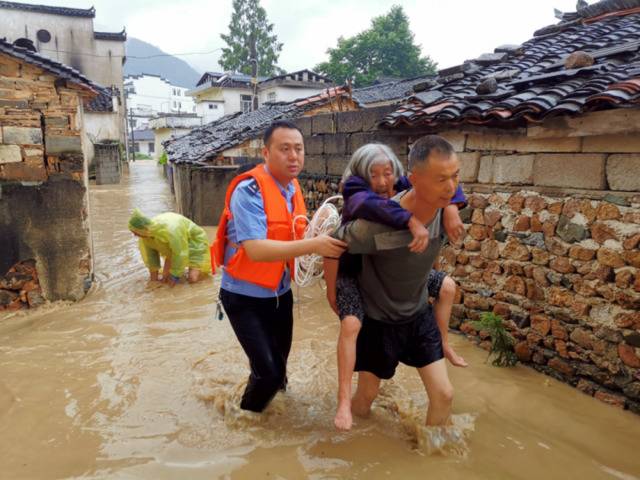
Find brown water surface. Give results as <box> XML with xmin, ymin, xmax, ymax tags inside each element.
<box><xmin>1</xmin><ymin>162</ymin><xmax>639</xmax><ymax>480</ymax></box>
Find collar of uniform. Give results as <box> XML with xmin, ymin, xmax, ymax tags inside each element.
<box><xmin>263</xmin><ymin>165</ymin><xmax>296</xmax><ymax>200</ymax></box>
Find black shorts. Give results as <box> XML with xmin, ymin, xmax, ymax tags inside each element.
<box><xmin>336</xmin><ymin>274</ymin><xmax>364</xmax><ymax>321</ymax></box>
<box><xmin>427</xmin><ymin>270</ymin><xmax>446</xmax><ymax>300</ymax></box>
<box><xmin>354</xmin><ymin>305</ymin><xmax>444</xmax><ymax>379</ymax></box>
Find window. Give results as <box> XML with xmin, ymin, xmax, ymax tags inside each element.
<box><xmin>37</xmin><ymin>29</ymin><xmax>51</xmax><ymax>43</ymax></box>
<box><xmin>149</xmin><ymin>142</ymin><xmax>155</xmax><ymax>153</ymax></box>
<box><xmin>240</xmin><ymin>94</ymin><xmax>252</xmax><ymax>113</ymax></box>
<box><xmin>208</xmin><ymin>103</ymin><xmax>218</xmax><ymax>110</ymax></box>
<box><xmin>267</xmin><ymin>92</ymin><xmax>276</xmax><ymax>102</ymax></box>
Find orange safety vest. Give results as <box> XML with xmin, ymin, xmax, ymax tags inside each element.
<box><xmin>211</xmin><ymin>164</ymin><xmax>308</xmax><ymax>290</ymax></box>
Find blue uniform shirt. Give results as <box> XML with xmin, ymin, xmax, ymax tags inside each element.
<box><xmin>220</xmin><ymin>170</ymin><xmax>296</xmax><ymax>298</ymax></box>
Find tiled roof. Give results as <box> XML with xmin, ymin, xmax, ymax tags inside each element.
<box><xmin>165</xmin><ymin>86</ymin><xmax>350</xmax><ymax>165</ymax></box>
<box><xmin>0</xmin><ymin>37</ymin><xmax>100</xmax><ymax>93</ymax></box>
<box><xmin>131</xmin><ymin>129</ymin><xmax>154</xmax><ymax>141</ymax></box>
<box><xmin>352</xmin><ymin>76</ymin><xmax>437</xmax><ymax>106</ymax></box>
<box><xmin>0</xmin><ymin>1</ymin><xmax>95</xmax><ymax>17</ymax></box>
<box><xmin>382</xmin><ymin>0</ymin><xmax>640</xmax><ymax>129</ymax></box>
<box><xmin>94</xmin><ymin>29</ymin><xmax>127</xmax><ymax>42</ymax></box>
<box><xmin>195</xmin><ymin>71</ymin><xmax>267</xmax><ymax>89</ymax></box>
<box><xmin>259</xmin><ymin>69</ymin><xmax>333</xmax><ymax>85</ymax></box>
<box><xmin>86</xmin><ymin>86</ymin><xmax>119</xmax><ymax>112</ymax></box>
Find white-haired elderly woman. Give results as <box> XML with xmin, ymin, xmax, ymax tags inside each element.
<box><xmin>324</xmin><ymin>142</ymin><xmax>468</xmax><ymax>431</ymax></box>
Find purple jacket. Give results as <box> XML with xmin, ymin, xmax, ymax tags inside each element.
<box><xmin>341</xmin><ymin>175</ymin><xmax>467</xmax><ymax>227</ymax></box>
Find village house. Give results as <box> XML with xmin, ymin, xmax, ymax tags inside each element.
<box><xmin>148</xmin><ymin>112</ymin><xmax>202</xmax><ymax>162</ymax></box>
<box><xmin>187</xmin><ymin>69</ymin><xmax>333</xmax><ymax>124</ymax></box>
<box><xmin>0</xmin><ymin>37</ymin><xmax>101</xmax><ymax>307</ymax></box>
<box><xmin>0</xmin><ymin>0</ymin><xmax>128</xmax><ymax>165</ymax></box>
<box><xmin>124</xmin><ymin>73</ymin><xmax>197</xmax><ymax>130</ymax></box>
<box><xmin>130</xmin><ymin>128</ymin><xmax>155</xmax><ymax>158</ymax></box>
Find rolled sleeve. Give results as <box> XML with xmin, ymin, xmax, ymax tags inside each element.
<box><xmin>230</xmin><ymin>180</ymin><xmax>268</xmax><ymax>243</ymax></box>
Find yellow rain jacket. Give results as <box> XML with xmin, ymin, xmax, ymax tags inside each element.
<box><xmin>129</xmin><ymin>210</ymin><xmax>211</xmax><ymax>278</ymax></box>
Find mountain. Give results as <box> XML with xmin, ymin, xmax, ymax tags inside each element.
<box><xmin>124</xmin><ymin>37</ymin><xmax>203</xmax><ymax>88</ymax></box>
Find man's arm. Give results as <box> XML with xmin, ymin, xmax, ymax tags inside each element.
<box><xmin>243</xmin><ymin>236</ymin><xmax>345</xmax><ymax>262</ymax></box>
<box><xmin>231</xmin><ymin>180</ymin><xmax>346</xmax><ymax>262</ymax></box>
<box><xmin>333</xmin><ymin>219</ymin><xmax>401</xmax><ymax>255</ymax></box>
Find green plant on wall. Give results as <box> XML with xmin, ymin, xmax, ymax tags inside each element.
<box><xmin>158</xmin><ymin>152</ymin><xmax>168</xmax><ymax>166</ymax></box>
<box><xmin>471</xmin><ymin>312</ymin><xmax>518</xmax><ymax>367</ymax></box>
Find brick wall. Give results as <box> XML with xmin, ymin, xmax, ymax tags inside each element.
<box><xmin>0</xmin><ymin>52</ymin><xmax>93</xmax><ymax>302</ymax></box>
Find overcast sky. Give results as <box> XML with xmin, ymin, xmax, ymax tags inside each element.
<box><xmin>12</xmin><ymin>0</ymin><xmax>580</xmax><ymax>73</ymax></box>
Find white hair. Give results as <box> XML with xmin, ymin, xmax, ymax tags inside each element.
<box><xmin>341</xmin><ymin>143</ymin><xmax>404</xmax><ymax>184</ymax></box>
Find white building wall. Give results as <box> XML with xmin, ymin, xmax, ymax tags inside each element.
<box><xmin>125</xmin><ymin>75</ymin><xmax>196</xmax><ymax>115</ymax></box>
<box><xmin>84</xmin><ymin>112</ymin><xmax>122</xmax><ymax>166</ymax></box>
<box><xmin>258</xmin><ymin>86</ymin><xmax>326</xmax><ymax>105</ymax></box>
<box><xmin>196</xmin><ymin>101</ymin><xmax>225</xmax><ymax>124</ymax></box>
<box><xmin>222</xmin><ymin>88</ymin><xmax>254</xmax><ymax>115</ymax></box>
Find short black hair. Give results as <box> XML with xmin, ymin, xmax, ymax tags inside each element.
<box><xmin>263</xmin><ymin>120</ymin><xmax>303</xmax><ymax>145</ymax></box>
<box><xmin>408</xmin><ymin>135</ymin><xmax>455</xmax><ymax>171</ymax></box>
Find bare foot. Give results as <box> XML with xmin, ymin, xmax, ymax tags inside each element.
<box><xmin>444</xmin><ymin>344</ymin><xmax>468</xmax><ymax>367</ymax></box>
<box><xmin>334</xmin><ymin>400</ymin><xmax>353</xmax><ymax>430</ymax></box>
<box><xmin>351</xmin><ymin>395</ymin><xmax>372</xmax><ymax>418</ymax></box>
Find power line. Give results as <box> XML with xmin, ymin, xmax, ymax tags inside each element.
<box><xmin>38</xmin><ymin>47</ymin><xmax>223</xmax><ymax>59</ymax></box>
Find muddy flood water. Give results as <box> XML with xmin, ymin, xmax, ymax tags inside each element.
<box><xmin>1</xmin><ymin>161</ymin><xmax>640</xmax><ymax>480</ymax></box>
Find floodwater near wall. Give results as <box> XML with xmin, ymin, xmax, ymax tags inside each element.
<box><xmin>1</xmin><ymin>162</ymin><xmax>639</xmax><ymax>479</ymax></box>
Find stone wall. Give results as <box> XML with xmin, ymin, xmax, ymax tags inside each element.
<box><xmin>172</xmin><ymin>164</ymin><xmax>240</xmax><ymax>226</ymax></box>
<box><xmin>0</xmin><ymin>51</ymin><xmax>93</xmax><ymax>302</ymax></box>
<box><xmin>296</xmin><ymin>106</ymin><xmax>640</xmax><ymax>412</ymax></box>
<box><xmin>444</xmin><ymin>190</ymin><xmax>640</xmax><ymax>413</ymax></box>
<box><xmin>94</xmin><ymin>142</ymin><xmax>121</xmax><ymax>185</ymax></box>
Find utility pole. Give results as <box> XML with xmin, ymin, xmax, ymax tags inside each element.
<box><xmin>249</xmin><ymin>31</ymin><xmax>259</xmax><ymax>111</ymax></box>
<box><xmin>129</xmin><ymin>107</ymin><xmax>135</xmax><ymax>162</ymax></box>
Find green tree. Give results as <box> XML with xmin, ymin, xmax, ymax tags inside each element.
<box><xmin>219</xmin><ymin>0</ymin><xmax>284</xmax><ymax>77</ymax></box>
<box><xmin>315</xmin><ymin>5</ymin><xmax>437</xmax><ymax>87</ymax></box>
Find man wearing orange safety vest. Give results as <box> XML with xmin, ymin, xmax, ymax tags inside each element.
<box><xmin>212</xmin><ymin>120</ymin><xmax>347</xmax><ymax>412</ymax></box>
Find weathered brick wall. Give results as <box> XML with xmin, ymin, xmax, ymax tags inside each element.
<box><xmin>296</xmin><ymin>106</ymin><xmax>640</xmax><ymax>412</ymax></box>
<box><xmin>0</xmin><ymin>53</ymin><xmax>88</xmax><ymax>182</ymax></box>
<box><xmin>0</xmin><ymin>52</ymin><xmax>93</xmax><ymax>302</ymax></box>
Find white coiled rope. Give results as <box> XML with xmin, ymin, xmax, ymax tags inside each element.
<box><xmin>293</xmin><ymin>195</ymin><xmax>343</xmax><ymax>287</ymax></box>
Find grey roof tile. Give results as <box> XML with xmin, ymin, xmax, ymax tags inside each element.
<box><xmin>382</xmin><ymin>1</ymin><xmax>640</xmax><ymax>129</ymax></box>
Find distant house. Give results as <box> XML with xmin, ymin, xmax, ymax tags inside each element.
<box><xmin>148</xmin><ymin>113</ymin><xmax>202</xmax><ymax>160</ymax></box>
<box><xmin>130</xmin><ymin>129</ymin><xmax>155</xmax><ymax>157</ymax></box>
<box><xmin>257</xmin><ymin>70</ymin><xmax>333</xmax><ymax>105</ymax></box>
<box><xmin>0</xmin><ymin>0</ymin><xmax>128</xmax><ymax>161</ymax></box>
<box><xmin>124</xmin><ymin>73</ymin><xmax>197</xmax><ymax>129</ymax></box>
<box><xmin>188</xmin><ymin>71</ymin><xmax>264</xmax><ymax>124</ymax></box>
<box><xmin>187</xmin><ymin>69</ymin><xmax>333</xmax><ymax>124</ymax></box>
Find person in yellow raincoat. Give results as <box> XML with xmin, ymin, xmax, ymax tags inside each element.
<box><xmin>128</xmin><ymin>209</ymin><xmax>211</xmax><ymax>286</ymax></box>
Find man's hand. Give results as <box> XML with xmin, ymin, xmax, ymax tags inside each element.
<box><xmin>443</xmin><ymin>205</ymin><xmax>465</xmax><ymax>244</ymax></box>
<box><xmin>312</xmin><ymin>235</ymin><xmax>347</xmax><ymax>258</ymax></box>
<box><xmin>407</xmin><ymin>216</ymin><xmax>430</xmax><ymax>253</ymax></box>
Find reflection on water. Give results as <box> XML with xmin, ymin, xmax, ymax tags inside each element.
<box><xmin>1</xmin><ymin>161</ymin><xmax>639</xmax><ymax>480</ymax></box>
